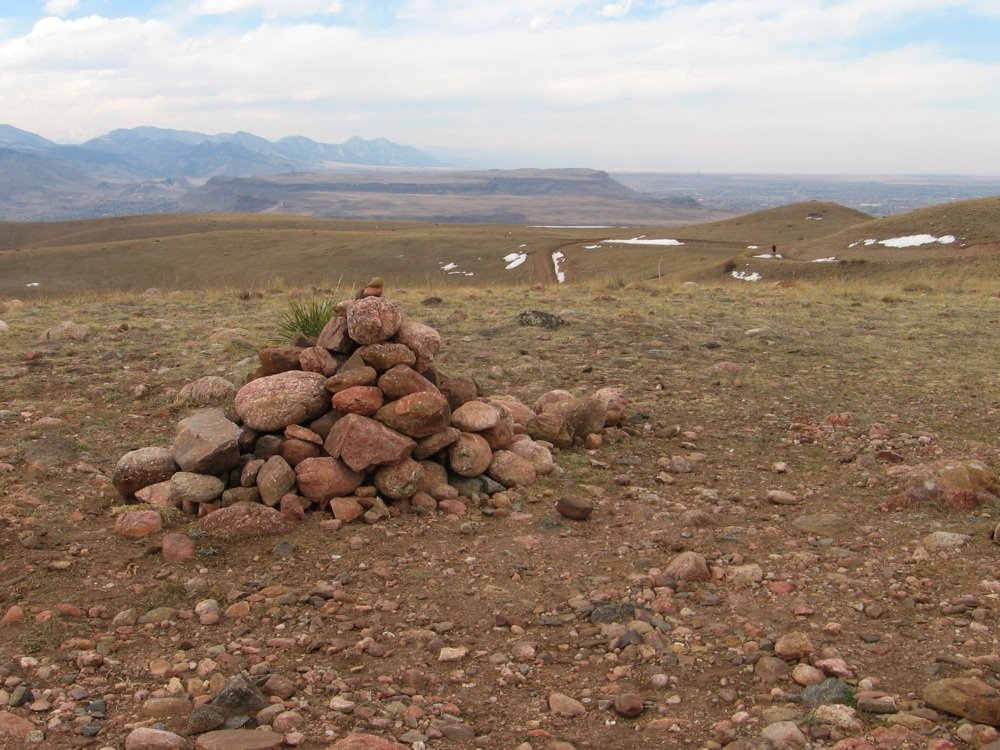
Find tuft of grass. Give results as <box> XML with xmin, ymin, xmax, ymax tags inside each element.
<box><xmin>276</xmin><ymin>296</ymin><xmax>338</xmax><ymax>341</ymax></box>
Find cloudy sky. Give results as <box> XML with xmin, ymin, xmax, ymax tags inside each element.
<box><xmin>2</xmin><ymin>0</ymin><xmax>999</xmax><ymax>173</ymax></box>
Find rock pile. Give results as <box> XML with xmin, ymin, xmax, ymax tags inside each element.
<box><xmin>112</xmin><ymin>291</ymin><xmax>626</xmax><ymax>527</ymax></box>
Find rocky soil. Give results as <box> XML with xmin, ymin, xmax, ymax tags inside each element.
<box><xmin>0</xmin><ymin>282</ymin><xmax>999</xmax><ymax>750</ymax></box>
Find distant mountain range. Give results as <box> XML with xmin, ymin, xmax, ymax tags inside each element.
<box><xmin>1</xmin><ymin>123</ymin><xmax>712</xmax><ymax>224</ymax></box>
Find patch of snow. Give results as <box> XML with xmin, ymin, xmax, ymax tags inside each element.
<box><xmin>440</xmin><ymin>262</ymin><xmax>458</xmax><ymax>271</ymax></box>
<box><xmin>879</xmin><ymin>234</ymin><xmax>956</xmax><ymax>248</ymax></box>
<box><xmin>552</xmin><ymin>251</ymin><xmax>566</xmax><ymax>283</ymax></box>
<box><xmin>503</xmin><ymin>252</ymin><xmax>528</xmax><ymax>270</ymax></box>
<box><xmin>731</xmin><ymin>269</ymin><xmax>762</xmax><ymax>282</ymax></box>
<box><xmin>518</xmin><ymin>243</ymin><xmax>528</xmax><ymax>248</ymax></box>
<box><xmin>602</xmin><ymin>236</ymin><xmax>684</xmax><ymax>246</ymax></box>
<box><xmin>25</xmin><ymin>282</ymin><xmax>40</xmax><ymax>287</ymax></box>
<box><xmin>747</xmin><ymin>245</ymin><xmax>759</xmax><ymax>250</ymax></box>
<box><xmin>848</xmin><ymin>239</ymin><xmax>878</xmax><ymax>248</ymax></box>
<box><xmin>752</xmin><ymin>253</ymin><xmax>782</xmax><ymax>259</ymax></box>
<box><xmin>812</xmin><ymin>257</ymin><xmax>838</xmax><ymax>263</ymax></box>
<box><xmin>806</xmin><ymin>216</ymin><xmax>823</xmax><ymax>220</ymax></box>
<box><xmin>447</xmin><ymin>270</ymin><xmax>474</xmax><ymax>276</ymax></box>
<box><xmin>583</xmin><ymin>244</ymin><xmax>601</xmax><ymax>249</ymax></box>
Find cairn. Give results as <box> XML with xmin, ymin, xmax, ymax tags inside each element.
<box><xmin>112</xmin><ymin>287</ymin><xmax>627</xmax><ymax>526</ymax></box>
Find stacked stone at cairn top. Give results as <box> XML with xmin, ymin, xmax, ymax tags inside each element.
<box><xmin>112</xmin><ymin>285</ymin><xmax>628</xmax><ymax>525</ymax></box>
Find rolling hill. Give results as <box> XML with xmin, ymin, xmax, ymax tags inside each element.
<box><xmin>1</xmin><ymin>197</ymin><xmax>998</xmax><ymax>296</ymax></box>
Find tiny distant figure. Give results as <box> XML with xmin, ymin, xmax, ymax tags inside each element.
<box><xmin>771</xmin><ymin>244</ymin><xmax>778</xmax><ymax>257</ymax></box>
<box><xmin>355</xmin><ymin>276</ymin><xmax>385</xmax><ymax>299</ymax></box>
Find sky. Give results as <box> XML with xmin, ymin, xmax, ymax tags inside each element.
<box><xmin>1</xmin><ymin>0</ymin><xmax>999</xmax><ymax>173</ymax></box>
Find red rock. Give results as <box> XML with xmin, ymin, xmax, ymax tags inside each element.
<box><xmin>437</xmin><ymin>375</ymin><xmax>479</xmax><ymax>410</ymax></box>
<box><xmin>393</xmin><ymin>320</ymin><xmax>441</xmax><ymax>373</ymax></box>
<box><xmin>194</xmin><ymin>728</ymin><xmax>284</xmax><ymax>750</ymax></box>
<box><xmin>508</xmin><ymin>438</ymin><xmax>555</xmax><ymax>475</ymax></box>
<box><xmin>437</xmin><ymin>498</ymin><xmax>467</xmax><ymax>517</ymax></box>
<box><xmin>125</xmin><ymin>726</ymin><xmax>186</xmax><ymax>749</ymax></box>
<box><xmin>774</xmin><ymin>631</ymin><xmax>815</xmax><ymax>660</ymax></box>
<box><xmin>413</xmin><ymin>427</ymin><xmax>462</xmax><ymax>460</ymax></box>
<box><xmin>451</xmin><ymin>400</ymin><xmax>501</xmax><ymax>431</ymax></box>
<box><xmin>332</xmin><ymin>386</ymin><xmax>385</xmax><ymax>416</ymax></box>
<box><xmin>112</xmin><ymin>446</ymin><xmax>178</xmax><ymax>499</ymax></box>
<box><xmin>448</xmin><ymin>432</ymin><xmax>493</xmax><ymax>477</ymax></box>
<box><xmin>285</xmin><ymin>424</ymin><xmax>323</xmax><ymax>444</ymax></box>
<box><xmin>347</xmin><ymin>297</ymin><xmax>403</xmax><ymax>345</ymax></box>
<box><xmin>329</xmin><ymin>497</ymin><xmax>365</xmax><ymax>523</ymax></box>
<box><xmin>324</xmin><ymin>414</ymin><xmax>416</xmax><ymax>472</ymax></box>
<box><xmin>375</xmin><ymin>391</ymin><xmax>452</xmax><ymax>438</ymax></box>
<box><xmin>0</xmin><ymin>605</ymin><xmax>24</xmax><ymax>627</ymax></box>
<box><xmin>295</xmin><ymin>457</ymin><xmax>364</xmax><ymax>502</ymax></box>
<box><xmin>555</xmin><ymin>497</ymin><xmax>593</xmax><ymax>521</ymax></box>
<box><xmin>487</xmin><ymin>397</ymin><xmax>535</xmax><ymax>426</ymax></box>
<box><xmin>324</xmin><ymin>366</ymin><xmax>378</xmax><ymax>393</ymax></box>
<box><xmin>0</xmin><ymin>711</ymin><xmax>37</xmax><ymax>738</ymax></box>
<box><xmin>257</xmin><ymin>346</ymin><xmax>304</xmax><ymax>375</ymax></box>
<box><xmin>374</xmin><ymin>459</ymin><xmax>425</xmax><ymax>500</ymax></box>
<box><xmin>162</xmin><ymin>533</ymin><xmax>195</xmax><ymax>563</ymax></box>
<box><xmin>279</xmin><ymin>437</ymin><xmax>322</xmax><ymax>466</ymax></box>
<box><xmin>299</xmin><ymin>346</ymin><xmax>341</xmax><ymax>376</ymax></box>
<box><xmin>327</xmin><ymin>733</ymin><xmax>410</xmax><ymax>750</ymax></box>
<box><xmin>114</xmin><ymin>509</ymin><xmax>163</xmax><ymax>538</ymax></box>
<box><xmin>357</xmin><ymin>342</ymin><xmax>416</xmax><ymax>371</ymax></box>
<box><xmin>923</xmin><ymin>677</ymin><xmax>1000</xmax><ymax>725</ymax></box>
<box><xmin>279</xmin><ymin>494</ymin><xmax>307</xmax><ymax>520</ymax></box>
<box><xmin>378</xmin><ymin>365</ymin><xmax>440</xmax><ymax>399</ymax></box>
<box><xmin>235</xmin><ymin>371</ymin><xmax>330</xmax><ymax>432</ymax></box>
<box><xmin>664</xmin><ymin>551</ymin><xmax>711</xmax><ymax>581</ymax></box>
<box><xmin>135</xmin><ymin>480</ymin><xmax>175</xmax><ymax>507</ymax></box>
<box><xmin>613</xmin><ymin>693</ymin><xmax>645</xmax><ymax>718</ymax></box>
<box><xmin>487</xmin><ymin>450</ymin><xmax>537</xmax><ymax>487</ymax></box>
<box><xmin>317</xmin><ymin>316</ymin><xmax>353</xmax><ymax>353</ymax></box>
<box><xmin>889</xmin><ymin>460</ymin><xmax>999</xmax><ymax>509</ymax></box>
<box><xmin>195</xmin><ymin>502</ymin><xmax>294</xmax><ymax>539</ymax></box>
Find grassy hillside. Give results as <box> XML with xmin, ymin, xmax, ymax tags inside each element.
<box><xmin>1</xmin><ymin>197</ymin><xmax>999</xmax><ymax>297</ymax></box>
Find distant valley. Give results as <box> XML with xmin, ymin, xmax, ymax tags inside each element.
<box><xmin>2</xmin><ymin>123</ymin><xmax>999</xmax><ymax>224</ymax></box>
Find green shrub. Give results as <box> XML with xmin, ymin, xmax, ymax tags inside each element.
<box><xmin>277</xmin><ymin>297</ymin><xmax>337</xmax><ymax>341</ymax></box>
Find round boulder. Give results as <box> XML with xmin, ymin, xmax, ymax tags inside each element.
<box><xmin>295</xmin><ymin>457</ymin><xmax>364</xmax><ymax>502</ymax></box>
<box><xmin>235</xmin><ymin>370</ymin><xmax>329</xmax><ymax>432</ymax></box>
<box><xmin>113</xmin><ymin>446</ymin><xmax>178</xmax><ymax>499</ymax></box>
<box><xmin>347</xmin><ymin>297</ymin><xmax>404</xmax><ymax>345</ymax></box>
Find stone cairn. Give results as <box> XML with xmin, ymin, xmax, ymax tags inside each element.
<box><xmin>112</xmin><ymin>287</ymin><xmax>628</xmax><ymax>531</ymax></box>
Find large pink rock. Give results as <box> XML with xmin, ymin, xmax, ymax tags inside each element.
<box><xmin>375</xmin><ymin>391</ymin><xmax>451</xmax><ymax>438</ymax></box>
<box><xmin>0</xmin><ymin>710</ymin><xmax>36</xmax><ymax>738</ymax></box>
<box><xmin>533</xmin><ymin>389</ymin><xmax>574</xmax><ymax>414</ymax></box>
<box><xmin>295</xmin><ymin>457</ymin><xmax>364</xmax><ymax>502</ymax></box>
<box><xmin>113</xmin><ymin>446</ymin><xmax>178</xmax><ymax>499</ymax></box>
<box><xmin>393</xmin><ymin>320</ymin><xmax>441</xmax><ymax>373</ymax></box>
<box><xmin>448</xmin><ymin>432</ymin><xmax>493</xmax><ymax>477</ymax></box>
<box><xmin>664</xmin><ymin>551</ymin><xmax>711</xmax><ymax>581</ymax></box>
<box><xmin>487</xmin><ymin>397</ymin><xmax>536</xmax><ymax>426</ymax></box>
<box><xmin>889</xmin><ymin>460</ymin><xmax>999</xmax><ymax>510</ymax></box>
<box><xmin>594</xmin><ymin>387</ymin><xmax>629</xmax><ymax>426</ymax></box>
<box><xmin>324</xmin><ymin>366</ymin><xmax>378</xmax><ymax>393</ymax></box>
<box><xmin>173</xmin><ymin>409</ymin><xmax>241</xmax><ymax>475</ymax></box>
<box><xmin>235</xmin><ymin>371</ymin><xmax>329</xmax><ymax>432</ymax></box>
<box><xmin>195</xmin><ymin>502</ymin><xmax>294</xmax><ymax>539</ymax></box>
<box><xmin>161</xmin><ymin>533</ymin><xmax>195</xmax><ymax>563</ymax></box>
<box><xmin>374</xmin><ymin>459</ymin><xmax>425</xmax><ymax>500</ymax></box>
<box><xmin>509</xmin><ymin>437</ymin><xmax>554</xmax><ymax>475</ymax></box>
<box><xmin>194</xmin><ymin>728</ymin><xmax>284</xmax><ymax>750</ymax></box>
<box><xmin>451</xmin><ymin>400</ymin><xmax>501</xmax><ymax>432</ymax></box>
<box><xmin>114</xmin><ymin>509</ymin><xmax>163</xmax><ymax>538</ymax></box>
<box><xmin>347</xmin><ymin>297</ymin><xmax>403</xmax><ymax>345</ymax></box>
<box><xmin>332</xmin><ymin>386</ymin><xmax>384</xmax><ymax>416</ymax></box>
<box><xmin>324</xmin><ymin>414</ymin><xmax>416</xmax><ymax>472</ymax></box>
<box><xmin>327</xmin><ymin>733</ymin><xmax>410</xmax><ymax>750</ymax></box>
<box><xmin>378</xmin><ymin>365</ymin><xmax>440</xmax><ymax>399</ymax></box>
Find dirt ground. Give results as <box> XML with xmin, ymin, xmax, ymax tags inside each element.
<box><xmin>1</xmin><ymin>281</ymin><xmax>999</xmax><ymax>750</ymax></box>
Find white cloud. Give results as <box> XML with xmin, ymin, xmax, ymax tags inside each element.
<box><xmin>43</xmin><ymin>0</ymin><xmax>79</xmax><ymax>16</ymax></box>
<box><xmin>191</xmin><ymin>0</ymin><xmax>343</xmax><ymax>17</ymax></box>
<box><xmin>1</xmin><ymin>1</ymin><xmax>999</xmax><ymax>172</ymax></box>
<box><xmin>599</xmin><ymin>0</ymin><xmax>633</xmax><ymax>19</ymax></box>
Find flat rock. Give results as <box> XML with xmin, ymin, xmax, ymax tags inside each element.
<box><xmin>791</xmin><ymin>513</ymin><xmax>851</xmax><ymax>536</ymax></box>
<box><xmin>194</xmin><ymin>729</ymin><xmax>283</xmax><ymax>750</ymax></box>
<box><xmin>451</xmin><ymin>400</ymin><xmax>501</xmax><ymax>432</ymax></box>
<box><xmin>328</xmin><ymin>734</ymin><xmax>410</xmax><ymax>750</ymax></box>
<box><xmin>195</xmin><ymin>502</ymin><xmax>294</xmax><ymax>539</ymax></box>
<box><xmin>325</xmin><ymin>414</ymin><xmax>416</xmax><ymax>472</ymax></box>
<box><xmin>256</xmin><ymin>455</ymin><xmax>296</xmax><ymax>506</ymax></box>
<box><xmin>378</xmin><ymin>365</ymin><xmax>440</xmax><ymax>399</ymax></box>
<box><xmin>125</xmin><ymin>727</ymin><xmax>186</xmax><ymax>749</ymax></box>
<box><xmin>0</xmin><ymin>710</ymin><xmax>36</xmax><ymax>738</ymax></box>
<box><xmin>555</xmin><ymin>496</ymin><xmax>593</xmax><ymax>521</ymax></box>
<box><xmin>548</xmin><ymin>692</ymin><xmax>587</xmax><ymax>717</ymax></box>
<box><xmin>114</xmin><ymin>509</ymin><xmax>163</xmax><ymax>539</ymax></box>
<box><xmin>375</xmin><ymin>391</ymin><xmax>452</xmax><ymax>438</ymax></box>
<box><xmin>170</xmin><ymin>471</ymin><xmax>225</xmax><ymax>503</ymax></box>
<box><xmin>923</xmin><ymin>678</ymin><xmax>1000</xmax><ymax>725</ymax></box>
<box><xmin>176</xmin><ymin>377</ymin><xmax>237</xmax><ymax>408</ymax></box>
<box><xmin>357</xmin><ymin>342</ymin><xmax>416</xmax><ymax>371</ymax></box>
<box><xmin>174</xmin><ymin>409</ymin><xmax>241</xmax><ymax>475</ymax></box>
<box><xmin>332</xmin><ymin>385</ymin><xmax>384</xmax><ymax>416</ymax></box>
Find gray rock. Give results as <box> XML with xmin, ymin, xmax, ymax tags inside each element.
<box><xmin>173</xmin><ymin>408</ymin><xmax>241</xmax><ymax>475</ymax></box>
